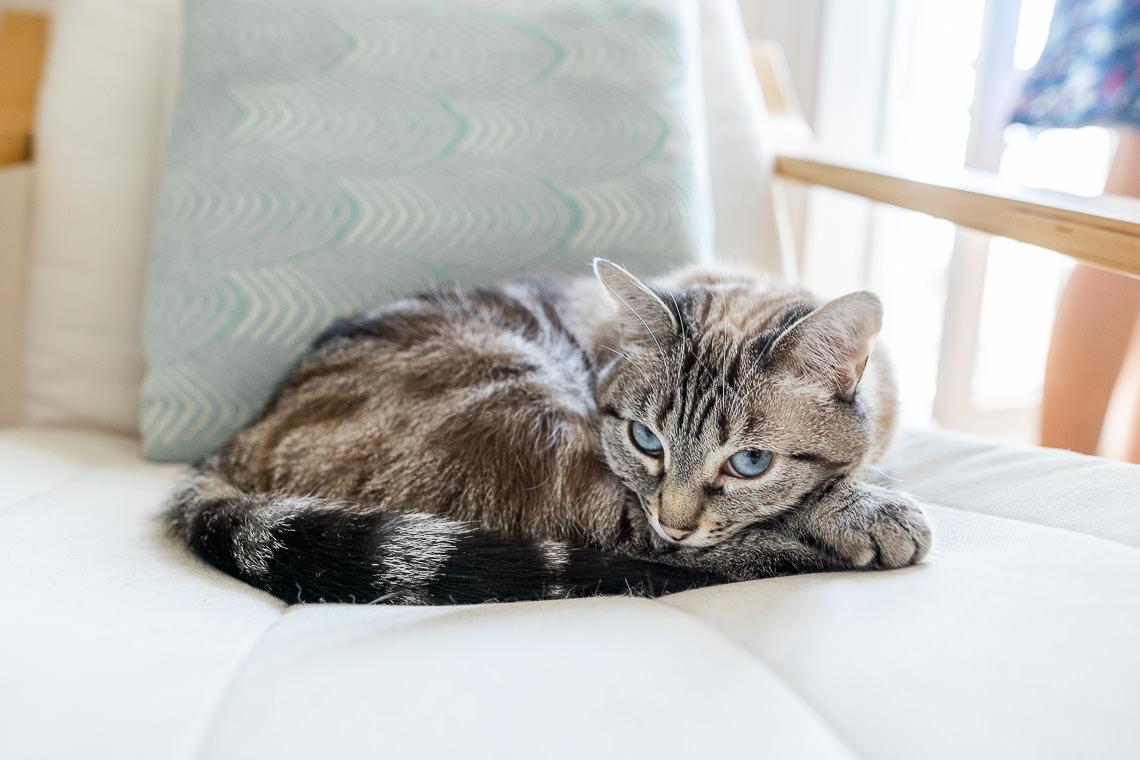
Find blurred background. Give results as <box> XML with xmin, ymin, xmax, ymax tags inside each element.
<box><xmin>740</xmin><ymin>0</ymin><xmax>1140</xmax><ymax>462</ymax></box>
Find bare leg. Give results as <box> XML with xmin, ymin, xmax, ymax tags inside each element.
<box><xmin>1126</xmin><ymin>334</ymin><xmax>1140</xmax><ymax>463</ymax></box>
<box><xmin>1041</xmin><ymin>267</ymin><xmax>1140</xmax><ymax>453</ymax></box>
<box><xmin>1040</xmin><ymin>129</ymin><xmax>1140</xmax><ymax>455</ymax></box>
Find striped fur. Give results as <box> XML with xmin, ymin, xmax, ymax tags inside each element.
<box><xmin>167</xmin><ymin>467</ymin><xmax>724</xmax><ymax>604</ymax></box>
<box><xmin>167</xmin><ymin>261</ymin><xmax>929</xmax><ymax>605</ymax></box>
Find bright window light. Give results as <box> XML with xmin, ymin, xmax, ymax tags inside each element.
<box><xmin>971</xmin><ymin>123</ymin><xmax>1113</xmax><ymax>409</ymax></box>
<box><xmin>866</xmin><ymin>0</ymin><xmax>986</xmax><ymax>425</ymax></box>
<box><xmin>1014</xmin><ymin>0</ymin><xmax>1057</xmax><ymax>70</ymax></box>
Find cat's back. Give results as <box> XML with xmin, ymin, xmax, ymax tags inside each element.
<box><xmin>214</xmin><ymin>278</ymin><xmax>624</xmax><ymax>541</ymax></box>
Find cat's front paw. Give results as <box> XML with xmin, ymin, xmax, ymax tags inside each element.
<box><xmin>807</xmin><ymin>484</ymin><xmax>932</xmax><ymax>570</ymax></box>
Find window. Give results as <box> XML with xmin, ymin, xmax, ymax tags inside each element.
<box><xmin>801</xmin><ymin>0</ymin><xmax>1118</xmax><ymax>441</ymax></box>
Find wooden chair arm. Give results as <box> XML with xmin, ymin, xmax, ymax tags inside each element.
<box><xmin>0</xmin><ymin>11</ymin><xmax>48</xmax><ymax>425</ymax></box>
<box><xmin>775</xmin><ymin>151</ymin><xmax>1140</xmax><ymax>278</ymax></box>
<box><xmin>752</xmin><ymin>43</ymin><xmax>1140</xmax><ymax>279</ymax></box>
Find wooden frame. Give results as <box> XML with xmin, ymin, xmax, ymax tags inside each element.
<box><xmin>753</xmin><ymin>45</ymin><xmax>1140</xmax><ymax>279</ymax></box>
<box><xmin>0</xmin><ymin>12</ymin><xmax>48</xmax><ymax>426</ymax></box>
<box><xmin>0</xmin><ymin>12</ymin><xmax>48</xmax><ymax>166</ymax></box>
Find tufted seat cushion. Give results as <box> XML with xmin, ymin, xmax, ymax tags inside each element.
<box><xmin>2</xmin><ymin>425</ymin><xmax>1138</xmax><ymax>760</ymax></box>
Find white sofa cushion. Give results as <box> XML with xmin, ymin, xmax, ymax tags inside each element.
<box><xmin>2</xmin><ymin>424</ymin><xmax>1137</xmax><ymax>759</ymax></box>
<box><xmin>22</xmin><ymin>0</ymin><xmax>181</xmax><ymax>433</ymax></box>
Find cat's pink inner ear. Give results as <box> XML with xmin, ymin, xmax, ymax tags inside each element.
<box><xmin>592</xmin><ymin>258</ymin><xmax>680</xmax><ymax>340</ymax></box>
<box><xmin>779</xmin><ymin>291</ymin><xmax>882</xmax><ymax>397</ymax></box>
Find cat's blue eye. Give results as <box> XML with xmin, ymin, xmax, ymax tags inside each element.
<box><xmin>725</xmin><ymin>449</ymin><xmax>773</xmax><ymax>478</ymax></box>
<box><xmin>629</xmin><ymin>421</ymin><xmax>664</xmax><ymax>457</ymax></box>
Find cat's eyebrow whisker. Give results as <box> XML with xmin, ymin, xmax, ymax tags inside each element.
<box><xmin>696</xmin><ymin>332</ymin><xmax>742</xmax><ymax>417</ymax></box>
<box><xmin>597</xmin><ymin>343</ymin><xmax>631</xmax><ymax>363</ymax></box>
<box><xmin>655</xmin><ymin>290</ymin><xmax>722</xmax><ymax>394</ymax></box>
<box><xmin>603</xmin><ymin>285</ymin><xmax>666</xmax><ymax>363</ymax></box>
<box><xmin>665</xmin><ymin>288</ymin><xmax>721</xmax><ymax>396</ymax></box>
<box><xmin>718</xmin><ymin>334</ymin><xmax>736</xmax><ymax>410</ymax></box>
<box><xmin>733</xmin><ymin>351</ymin><xmax>771</xmax><ymax>410</ymax></box>
<box><xmin>666</xmin><ymin>290</ymin><xmax>687</xmax><ymax>343</ymax></box>
<box><xmin>685</xmin><ymin>342</ymin><xmax>717</xmax><ymax>388</ymax></box>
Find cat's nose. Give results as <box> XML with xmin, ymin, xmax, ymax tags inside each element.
<box><xmin>661</xmin><ymin>525</ymin><xmax>693</xmax><ymax>541</ymax></box>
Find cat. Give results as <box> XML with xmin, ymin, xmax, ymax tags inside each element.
<box><xmin>166</xmin><ymin>260</ymin><xmax>931</xmax><ymax>604</ymax></box>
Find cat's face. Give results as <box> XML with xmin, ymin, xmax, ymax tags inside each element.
<box><xmin>593</xmin><ymin>260</ymin><xmax>883</xmax><ymax>548</ymax></box>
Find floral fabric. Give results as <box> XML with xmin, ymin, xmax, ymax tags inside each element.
<box><xmin>1012</xmin><ymin>0</ymin><xmax>1140</xmax><ymax>128</ymax></box>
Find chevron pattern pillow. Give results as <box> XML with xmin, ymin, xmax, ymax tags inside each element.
<box><xmin>140</xmin><ymin>0</ymin><xmax>709</xmax><ymax>461</ymax></box>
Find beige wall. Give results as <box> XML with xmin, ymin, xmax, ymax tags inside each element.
<box><xmin>736</xmin><ymin>0</ymin><xmax>823</xmax><ymax>129</ymax></box>
<box><xmin>0</xmin><ymin>1</ymin><xmax>56</xmax><ymax>12</ymax></box>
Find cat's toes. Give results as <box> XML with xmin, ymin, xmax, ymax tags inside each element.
<box><xmin>829</xmin><ymin>525</ymin><xmax>877</xmax><ymax>567</ymax></box>
<box><xmin>817</xmin><ymin>489</ymin><xmax>932</xmax><ymax>570</ymax></box>
<box><xmin>868</xmin><ymin>497</ymin><xmax>931</xmax><ymax>568</ymax></box>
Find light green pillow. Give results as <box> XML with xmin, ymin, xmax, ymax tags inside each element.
<box><xmin>141</xmin><ymin>0</ymin><xmax>709</xmax><ymax>461</ymax></box>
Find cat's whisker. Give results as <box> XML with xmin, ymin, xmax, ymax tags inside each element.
<box><xmin>867</xmin><ymin>464</ymin><xmax>905</xmax><ymax>483</ymax></box>
<box><xmin>603</xmin><ymin>285</ymin><xmax>667</xmax><ymax>364</ymax></box>
<box><xmin>597</xmin><ymin>344</ymin><xmax>631</xmax><ymax>363</ymax></box>
<box><xmin>717</xmin><ymin>333</ymin><xmax>741</xmax><ymax>413</ymax></box>
<box><xmin>666</xmin><ymin>290</ymin><xmax>687</xmax><ymax>343</ymax></box>
<box><xmin>667</xmin><ymin>289</ymin><xmax>722</xmax><ymax>392</ymax></box>
<box><xmin>686</xmin><ymin>343</ymin><xmax>718</xmax><ymax>391</ymax></box>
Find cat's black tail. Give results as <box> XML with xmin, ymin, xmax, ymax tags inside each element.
<box><xmin>165</xmin><ymin>468</ymin><xmax>725</xmax><ymax>605</ymax></box>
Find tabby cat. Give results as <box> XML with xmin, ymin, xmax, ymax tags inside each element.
<box><xmin>167</xmin><ymin>260</ymin><xmax>931</xmax><ymax>604</ymax></box>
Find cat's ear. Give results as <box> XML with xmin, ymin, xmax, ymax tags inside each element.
<box><xmin>593</xmin><ymin>258</ymin><xmax>680</xmax><ymax>345</ymax></box>
<box><xmin>768</xmin><ymin>291</ymin><xmax>882</xmax><ymax>399</ymax></box>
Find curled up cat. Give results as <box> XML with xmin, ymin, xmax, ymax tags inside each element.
<box><xmin>167</xmin><ymin>260</ymin><xmax>931</xmax><ymax>604</ymax></box>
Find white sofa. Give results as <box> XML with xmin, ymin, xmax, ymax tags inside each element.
<box><xmin>2</xmin><ymin>2</ymin><xmax>1139</xmax><ymax>759</ymax></box>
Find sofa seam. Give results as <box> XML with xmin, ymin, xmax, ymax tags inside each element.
<box><xmin>654</xmin><ymin>597</ymin><xmax>864</xmax><ymax>760</ymax></box>
<box><xmin>0</xmin><ymin>469</ymin><xmax>98</xmax><ymax>513</ymax></box>
<box><xmin>181</xmin><ymin>607</ymin><xmax>290</xmax><ymax>760</ymax></box>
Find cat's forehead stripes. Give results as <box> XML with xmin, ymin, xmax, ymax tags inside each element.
<box><xmin>660</xmin><ymin>290</ymin><xmax>819</xmax><ymax>446</ymax></box>
<box><xmin>752</xmin><ymin>303</ymin><xmax>818</xmax><ymax>361</ymax></box>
